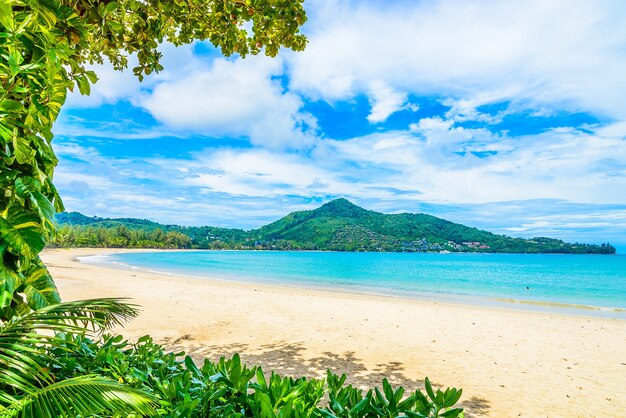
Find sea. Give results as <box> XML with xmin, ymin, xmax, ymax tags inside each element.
<box><xmin>84</xmin><ymin>251</ymin><xmax>626</xmax><ymax>319</ymax></box>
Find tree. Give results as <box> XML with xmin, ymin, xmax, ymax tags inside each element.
<box><xmin>0</xmin><ymin>0</ymin><xmax>307</xmax><ymax>319</ymax></box>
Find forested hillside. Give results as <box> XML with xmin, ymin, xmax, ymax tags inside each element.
<box><xmin>52</xmin><ymin>199</ymin><xmax>616</xmax><ymax>254</ymax></box>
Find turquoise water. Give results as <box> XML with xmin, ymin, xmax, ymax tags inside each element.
<box><xmin>98</xmin><ymin>251</ymin><xmax>626</xmax><ymax>317</ymax></box>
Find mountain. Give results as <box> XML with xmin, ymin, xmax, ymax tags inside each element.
<box><xmin>52</xmin><ymin>199</ymin><xmax>616</xmax><ymax>254</ymax></box>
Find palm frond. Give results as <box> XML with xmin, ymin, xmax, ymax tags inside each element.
<box><xmin>3</xmin><ymin>298</ymin><xmax>140</xmax><ymax>333</ymax></box>
<box><xmin>0</xmin><ymin>376</ymin><xmax>156</xmax><ymax>418</ymax></box>
<box><xmin>0</xmin><ymin>298</ymin><xmax>139</xmax><ymax>394</ymax></box>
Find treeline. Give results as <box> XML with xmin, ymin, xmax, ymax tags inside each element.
<box><xmin>50</xmin><ymin>225</ymin><xmax>192</xmax><ymax>249</ymax></box>
<box><xmin>475</xmin><ymin>237</ymin><xmax>617</xmax><ymax>254</ymax></box>
<box><xmin>49</xmin><ymin>223</ymin><xmax>617</xmax><ymax>255</ymax></box>
<box><xmin>52</xmin><ymin>203</ymin><xmax>618</xmax><ymax>254</ymax></box>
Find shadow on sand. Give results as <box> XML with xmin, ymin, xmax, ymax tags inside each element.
<box><xmin>162</xmin><ymin>338</ymin><xmax>490</xmax><ymax>417</ymax></box>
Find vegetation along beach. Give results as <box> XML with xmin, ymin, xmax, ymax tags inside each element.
<box><xmin>2</xmin><ymin>0</ymin><xmax>626</xmax><ymax>417</ymax></box>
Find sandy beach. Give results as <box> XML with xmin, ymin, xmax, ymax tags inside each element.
<box><xmin>41</xmin><ymin>248</ymin><xmax>626</xmax><ymax>417</ymax></box>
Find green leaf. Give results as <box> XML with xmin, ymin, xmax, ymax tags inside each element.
<box><xmin>0</xmin><ymin>2</ymin><xmax>14</xmax><ymax>30</ymax></box>
<box><xmin>350</xmin><ymin>397</ymin><xmax>369</xmax><ymax>413</ymax></box>
<box><xmin>425</xmin><ymin>377</ymin><xmax>436</xmax><ymax>402</ymax></box>
<box><xmin>8</xmin><ymin>376</ymin><xmax>156</xmax><ymax>417</ymax></box>
<box><xmin>256</xmin><ymin>367</ymin><xmax>267</xmax><ymax>388</ymax></box>
<box><xmin>0</xmin><ymin>216</ymin><xmax>36</xmax><ymax>258</ymax></box>
<box><xmin>0</xmin><ymin>123</ymin><xmax>16</xmax><ymax>142</ymax></box>
<box><xmin>12</xmin><ymin>136</ymin><xmax>36</xmax><ymax>164</ymax></box>
<box><xmin>104</xmin><ymin>1</ymin><xmax>119</xmax><ymax>16</ymax></box>
<box><xmin>435</xmin><ymin>389</ymin><xmax>444</xmax><ymax>407</ymax></box>
<box><xmin>85</xmin><ymin>70</ymin><xmax>99</xmax><ymax>84</ymax></box>
<box><xmin>0</xmin><ymin>169</ymin><xmax>19</xmax><ymax>186</ymax></box>
<box><xmin>14</xmin><ymin>13</ymin><xmax>34</xmax><ymax>35</ymax></box>
<box><xmin>22</xmin><ymin>262</ymin><xmax>61</xmax><ymax>310</ymax></box>
<box><xmin>0</xmin><ymin>299</ymin><xmax>140</xmax><ymax>397</ymax></box>
<box><xmin>382</xmin><ymin>378</ymin><xmax>393</xmax><ymax>400</ymax></box>
<box><xmin>76</xmin><ymin>75</ymin><xmax>90</xmax><ymax>95</ymax></box>
<box><xmin>0</xmin><ymin>99</ymin><xmax>25</xmax><ymax>113</ymax></box>
<box><xmin>397</xmin><ymin>395</ymin><xmax>416</xmax><ymax>411</ymax></box>
<box><xmin>0</xmin><ymin>267</ymin><xmax>19</xmax><ymax>309</ymax></box>
<box><xmin>440</xmin><ymin>408</ymin><xmax>464</xmax><ymax>417</ymax></box>
<box><xmin>14</xmin><ymin>177</ymin><xmax>56</xmax><ymax>227</ymax></box>
<box><xmin>46</xmin><ymin>181</ymin><xmax>64</xmax><ymax>213</ymax></box>
<box><xmin>443</xmin><ymin>388</ymin><xmax>463</xmax><ymax>408</ymax></box>
<box><xmin>184</xmin><ymin>355</ymin><xmax>201</xmax><ymax>378</ymax></box>
<box><xmin>8</xmin><ymin>46</ymin><xmax>23</xmax><ymax>76</ymax></box>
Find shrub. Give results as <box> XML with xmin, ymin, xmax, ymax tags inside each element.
<box><xmin>0</xmin><ymin>300</ymin><xmax>156</xmax><ymax>417</ymax></box>
<box><xmin>48</xmin><ymin>333</ymin><xmax>464</xmax><ymax>417</ymax></box>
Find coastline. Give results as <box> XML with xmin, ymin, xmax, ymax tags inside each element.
<box><xmin>42</xmin><ymin>248</ymin><xmax>626</xmax><ymax>417</ymax></box>
<box><xmin>81</xmin><ymin>249</ymin><xmax>626</xmax><ymax>319</ymax></box>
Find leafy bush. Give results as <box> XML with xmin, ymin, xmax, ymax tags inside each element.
<box><xmin>0</xmin><ymin>299</ymin><xmax>156</xmax><ymax>417</ymax></box>
<box><xmin>48</xmin><ymin>333</ymin><xmax>464</xmax><ymax>417</ymax></box>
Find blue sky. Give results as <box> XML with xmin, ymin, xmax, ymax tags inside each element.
<box><xmin>53</xmin><ymin>0</ymin><xmax>626</xmax><ymax>252</ymax></box>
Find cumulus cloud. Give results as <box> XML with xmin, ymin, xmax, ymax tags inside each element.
<box><xmin>409</xmin><ymin>117</ymin><xmax>453</xmax><ymax>131</ymax></box>
<box><xmin>366</xmin><ymin>81</ymin><xmax>410</xmax><ymax>123</ymax></box>
<box><xmin>138</xmin><ymin>56</ymin><xmax>316</xmax><ymax>149</ymax></box>
<box><xmin>138</xmin><ymin>122</ymin><xmax>626</xmax><ymax>208</ymax></box>
<box><xmin>289</xmin><ymin>0</ymin><xmax>626</xmax><ymax>119</ymax></box>
<box><xmin>63</xmin><ymin>43</ymin><xmax>198</xmax><ymax>108</ymax></box>
<box><xmin>53</xmin><ymin>140</ymin><xmax>296</xmax><ymax>226</ymax></box>
<box><xmin>61</xmin><ymin>44</ymin><xmax>318</xmax><ymax>149</ymax></box>
<box><xmin>63</xmin><ymin>63</ymin><xmax>139</xmax><ymax>108</ymax></box>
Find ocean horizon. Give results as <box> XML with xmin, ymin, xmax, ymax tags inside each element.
<box><xmin>84</xmin><ymin>250</ymin><xmax>626</xmax><ymax>319</ymax></box>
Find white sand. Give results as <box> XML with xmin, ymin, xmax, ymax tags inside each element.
<box><xmin>41</xmin><ymin>248</ymin><xmax>626</xmax><ymax>417</ymax></box>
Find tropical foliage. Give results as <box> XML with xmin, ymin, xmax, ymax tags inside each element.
<box><xmin>48</xmin><ymin>331</ymin><xmax>464</xmax><ymax>417</ymax></box>
<box><xmin>53</xmin><ymin>200</ymin><xmax>616</xmax><ymax>254</ymax></box>
<box><xmin>52</xmin><ymin>224</ymin><xmax>193</xmax><ymax>249</ymax></box>
<box><xmin>0</xmin><ymin>299</ymin><xmax>156</xmax><ymax>417</ymax></box>
<box><xmin>0</xmin><ymin>296</ymin><xmax>465</xmax><ymax>417</ymax></box>
<box><xmin>0</xmin><ymin>0</ymin><xmax>307</xmax><ymax>317</ymax></box>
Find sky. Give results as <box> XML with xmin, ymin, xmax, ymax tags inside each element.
<box><xmin>53</xmin><ymin>0</ymin><xmax>626</xmax><ymax>252</ymax></box>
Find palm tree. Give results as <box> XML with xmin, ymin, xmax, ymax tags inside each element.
<box><xmin>0</xmin><ymin>298</ymin><xmax>156</xmax><ymax>417</ymax></box>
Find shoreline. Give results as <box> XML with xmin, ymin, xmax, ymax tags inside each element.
<box><xmin>41</xmin><ymin>248</ymin><xmax>626</xmax><ymax>417</ymax></box>
<box><xmin>80</xmin><ymin>248</ymin><xmax>626</xmax><ymax>320</ymax></box>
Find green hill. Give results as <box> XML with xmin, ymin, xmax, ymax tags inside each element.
<box><xmin>52</xmin><ymin>199</ymin><xmax>616</xmax><ymax>254</ymax></box>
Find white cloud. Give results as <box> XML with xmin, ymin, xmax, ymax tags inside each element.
<box><xmin>594</xmin><ymin>121</ymin><xmax>626</xmax><ymax>138</ymax></box>
<box><xmin>63</xmin><ymin>62</ymin><xmax>141</xmax><ymax>108</ymax></box>
<box><xmin>134</xmin><ymin>122</ymin><xmax>626</xmax><ymax>209</ymax></box>
<box><xmin>53</xmin><ymin>141</ymin><xmax>291</xmax><ymax>227</ymax></box>
<box><xmin>366</xmin><ymin>81</ymin><xmax>409</xmax><ymax>123</ymax></box>
<box><xmin>409</xmin><ymin>117</ymin><xmax>453</xmax><ymax>132</ymax></box>
<box><xmin>501</xmin><ymin>210</ymin><xmax>626</xmax><ymax>241</ymax></box>
<box><xmin>63</xmin><ymin>43</ymin><xmax>198</xmax><ymax>109</ymax></box>
<box><xmin>289</xmin><ymin>0</ymin><xmax>626</xmax><ymax>119</ymax></box>
<box><xmin>172</xmin><ymin>148</ymin><xmax>371</xmax><ymax>198</ymax></box>
<box><xmin>61</xmin><ymin>45</ymin><xmax>319</xmax><ymax>149</ymax></box>
<box><xmin>60</xmin><ymin>1</ymin><xmax>626</xmax><ymax>140</ymax></box>
<box><xmin>139</xmin><ymin>56</ymin><xmax>316</xmax><ymax>149</ymax></box>
<box><xmin>185</xmin><ymin>149</ymin><xmax>326</xmax><ymax>197</ymax></box>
